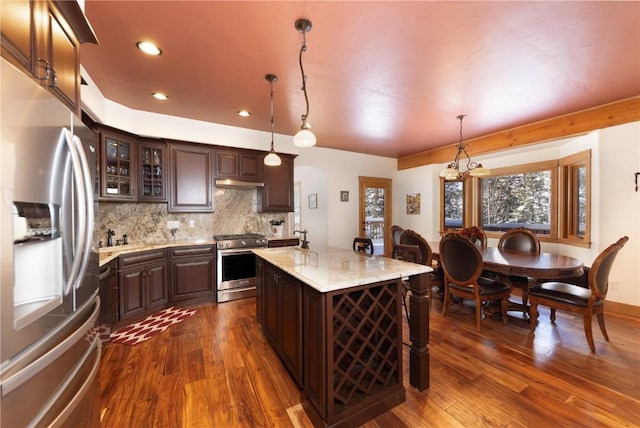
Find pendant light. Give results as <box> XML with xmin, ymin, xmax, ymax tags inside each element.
<box><xmin>440</xmin><ymin>115</ymin><xmax>490</xmax><ymax>180</ymax></box>
<box><xmin>264</xmin><ymin>74</ymin><xmax>281</xmax><ymax>166</ymax></box>
<box><xmin>293</xmin><ymin>18</ymin><xmax>316</xmax><ymax>148</ymax></box>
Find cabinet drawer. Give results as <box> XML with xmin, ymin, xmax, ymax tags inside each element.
<box><xmin>119</xmin><ymin>249</ymin><xmax>166</xmax><ymax>267</ymax></box>
<box><xmin>169</xmin><ymin>245</ymin><xmax>215</xmax><ymax>258</ymax></box>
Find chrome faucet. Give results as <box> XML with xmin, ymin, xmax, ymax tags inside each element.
<box><xmin>294</xmin><ymin>229</ymin><xmax>310</xmax><ymax>249</ymax></box>
<box><xmin>106</xmin><ymin>228</ymin><xmax>115</xmax><ymax>247</ymax></box>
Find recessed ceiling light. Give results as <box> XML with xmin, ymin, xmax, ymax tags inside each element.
<box><xmin>238</xmin><ymin>110</ymin><xmax>251</xmax><ymax>117</ymax></box>
<box><xmin>136</xmin><ymin>41</ymin><xmax>162</xmax><ymax>56</ymax></box>
<box><xmin>152</xmin><ymin>93</ymin><xmax>168</xmax><ymax>100</ymax></box>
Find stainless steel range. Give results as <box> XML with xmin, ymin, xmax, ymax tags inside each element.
<box><xmin>215</xmin><ymin>234</ymin><xmax>268</xmax><ymax>303</ymax></box>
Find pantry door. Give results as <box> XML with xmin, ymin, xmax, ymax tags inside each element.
<box><xmin>358</xmin><ymin>176</ymin><xmax>392</xmax><ymax>256</ymax></box>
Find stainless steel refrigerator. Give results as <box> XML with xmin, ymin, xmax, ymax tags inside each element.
<box><xmin>1</xmin><ymin>57</ymin><xmax>101</xmax><ymax>426</ymax></box>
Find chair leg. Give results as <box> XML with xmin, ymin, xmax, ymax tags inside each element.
<box><xmin>522</xmin><ymin>279</ymin><xmax>535</xmax><ymax>315</ymax></box>
<box><xmin>597</xmin><ymin>312</ymin><xmax>610</xmax><ymax>342</ymax></box>
<box><xmin>550</xmin><ymin>308</ymin><xmax>556</xmax><ymax>323</ymax></box>
<box><xmin>441</xmin><ymin>287</ymin><xmax>450</xmax><ymax>318</ymax></box>
<box><xmin>583</xmin><ymin>314</ymin><xmax>596</xmax><ymax>353</ymax></box>
<box><xmin>529</xmin><ymin>300</ymin><xmax>539</xmax><ymax>333</ymax></box>
<box><xmin>475</xmin><ymin>302</ymin><xmax>482</xmax><ymax>332</ymax></box>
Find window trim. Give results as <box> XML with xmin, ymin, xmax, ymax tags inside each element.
<box><xmin>559</xmin><ymin>150</ymin><xmax>591</xmax><ymax>247</ymax></box>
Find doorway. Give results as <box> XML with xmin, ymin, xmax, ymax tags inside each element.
<box><xmin>358</xmin><ymin>176</ymin><xmax>392</xmax><ymax>256</ymax></box>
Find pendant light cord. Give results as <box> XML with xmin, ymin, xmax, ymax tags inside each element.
<box><xmin>269</xmin><ymin>79</ymin><xmax>275</xmax><ymax>149</ymax></box>
<box><xmin>298</xmin><ymin>31</ymin><xmax>310</xmax><ymax>124</ymax></box>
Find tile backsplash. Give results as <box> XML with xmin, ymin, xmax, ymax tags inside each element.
<box><xmin>95</xmin><ymin>187</ymin><xmax>292</xmax><ymax>246</ymax></box>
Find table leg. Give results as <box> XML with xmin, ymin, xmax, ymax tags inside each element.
<box><xmin>408</xmin><ymin>273</ymin><xmax>430</xmax><ymax>391</ymax></box>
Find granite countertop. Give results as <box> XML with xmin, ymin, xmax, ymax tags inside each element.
<box><xmin>98</xmin><ymin>238</ymin><xmax>216</xmax><ymax>266</ymax></box>
<box><xmin>253</xmin><ymin>246</ymin><xmax>432</xmax><ymax>293</ymax></box>
<box><xmin>97</xmin><ymin>234</ymin><xmax>300</xmax><ymax>266</ymax></box>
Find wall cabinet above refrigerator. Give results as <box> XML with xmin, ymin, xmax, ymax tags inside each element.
<box><xmin>0</xmin><ymin>0</ymin><xmax>97</xmax><ymax>114</ymax></box>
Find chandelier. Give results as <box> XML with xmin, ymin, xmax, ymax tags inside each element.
<box><xmin>440</xmin><ymin>115</ymin><xmax>490</xmax><ymax>180</ymax></box>
<box><xmin>263</xmin><ymin>74</ymin><xmax>281</xmax><ymax>166</ymax></box>
<box><xmin>293</xmin><ymin>18</ymin><xmax>316</xmax><ymax>148</ymax></box>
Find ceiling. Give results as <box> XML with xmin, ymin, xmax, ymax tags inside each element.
<box><xmin>80</xmin><ymin>1</ymin><xmax>640</xmax><ymax>159</ymax></box>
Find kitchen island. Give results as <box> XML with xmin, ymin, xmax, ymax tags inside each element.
<box><xmin>253</xmin><ymin>246</ymin><xmax>432</xmax><ymax>428</ymax></box>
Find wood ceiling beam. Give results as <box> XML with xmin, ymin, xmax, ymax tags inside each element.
<box><xmin>397</xmin><ymin>96</ymin><xmax>640</xmax><ymax>171</ymax></box>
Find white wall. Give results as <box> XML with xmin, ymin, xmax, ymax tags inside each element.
<box><xmin>597</xmin><ymin>122</ymin><xmax>639</xmax><ymax>305</ymax></box>
<box><xmin>82</xmin><ymin>87</ymin><xmax>639</xmax><ymax>305</ymax></box>
<box><xmin>294</xmin><ymin>148</ymin><xmax>397</xmax><ymax>250</ymax></box>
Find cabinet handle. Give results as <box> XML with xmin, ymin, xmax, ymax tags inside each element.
<box><xmin>36</xmin><ymin>58</ymin><xmax>51</xmax><ymax>82</ymax></box>
<box><xmin>50</xmin><ymin>67</ymin><xmax>57</xmax><ymax>88</ymax></box>
<box><xmin>36</xmin><ymin>58</ymin><xmax>57</xmax><ymax>87</ymax></box>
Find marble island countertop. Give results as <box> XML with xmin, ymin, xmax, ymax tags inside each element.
<box><xmin>253</xmin><ymin>246</ymin><xmax>432</xmax><ymax>293</ymax></box>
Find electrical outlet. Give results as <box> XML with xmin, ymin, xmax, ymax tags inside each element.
<box><xmin>189</xmin><ymin>220</ymin><xmax>195</xmax><ymax>228</ymax></box>
<box><xmin>167</xmin><ymin>220</ymin><xmax>180</xmax><ymax>229</ymax></box>
<box><xmin>610</xmin><ymin>280</ymin><xmax>619</xmax><ymax>291</ymax></box>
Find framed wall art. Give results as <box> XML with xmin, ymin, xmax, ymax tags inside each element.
<box><xmin>340</xmin><ymin>190</ymin><xmax>349</xmax><ymax>202</ymax></box>
<box><xmin>406</xmin><ymin>193</ymin><xmax>421</xmax><ymax>214</ymax></box>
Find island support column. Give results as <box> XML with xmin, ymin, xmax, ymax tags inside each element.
<box><xmin>408</xmin><ymin>273</ymin><xmax>430</xmax><ymax>391</ymax></box>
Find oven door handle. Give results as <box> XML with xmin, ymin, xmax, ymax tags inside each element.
<box><xmin>218</xmin><ymin>247</ymin><xmax>261</xmax><ymax>255</ymax></box>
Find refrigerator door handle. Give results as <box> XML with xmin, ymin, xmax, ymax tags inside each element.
<box><xmin>58</xmin><ymin>128</ymin><xmax>87</xmax><ymax>296</ymax></box>
<box><xmin>71</xmin><ymin>134</ymin><xmax>94</xmax><ymax>292</ymax></box>
<box><xmin>0</xmin><ymin>298</ymin><xmax>99</xmax><ymax>396</ymax></box>
<box><xmin>29</xmin><ymin>333</ymin><xmax>101</xmax><ymax>428</ymax></box>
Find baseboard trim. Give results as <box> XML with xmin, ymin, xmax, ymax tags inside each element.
<box><xmin>606</xmin><ymin>300</ymin><xmax>640</xmax><ymax>318</ymax></box>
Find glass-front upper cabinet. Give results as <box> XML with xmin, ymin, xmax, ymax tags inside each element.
<box><xmin>99</xmin><ymin>128</ymin><xmax>136</xmax><ymax>201</ymax></box>
<box><xmin>138</xmin><ymin>138</ymin><xmax>166</xmax><ymax>201</ymax></box>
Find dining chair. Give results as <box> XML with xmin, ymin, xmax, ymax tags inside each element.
<box><xmin>529</xmin><ymin>236</ymin><xmax>628</xmax><ymax>353</ymax></box>
<box><xmin>391</xmin><ymin>225</ymin><xmax>404</xmax><ymax>247</ymax></box>
<box><xmin>400</xmin><ymin>229</ymin><xmax>445</xmax><ymax>292</ymax></box>
<box><xmin>440</xmin><ymin>233</ymin><xmax>511</xmax><ymax>332</ymax></box>
<box><xmin>353</xmin><ymin>237</ymin><xmax>374</xmax><ymax>254</ymax></box>
<box><xmin>392</xmin><ymin>243</ymin><xmax>423</xmax><ymax>323</ymax></box>
<box><xmin>498</xmin><ymin>227</ymin><xmax>541</xmax><ymax>315</ymax></box>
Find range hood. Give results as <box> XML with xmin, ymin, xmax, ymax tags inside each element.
<box><xmin>215</xmin><ymin>178</ymin><xmax>264</xmax><ymax>189</ymax></box>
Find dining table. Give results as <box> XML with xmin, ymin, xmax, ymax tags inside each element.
<box><xmin>428</xmin><ymin>241</ymin><xmax>584</xmax><ymax>315</ymax></box>
<box><xmin>430</xmin><ymin>242</ymin><xmax>584</xmax><ymax>280</ymax></box>
<box><xmin>477</xmin><ymin>246</ymin><xmax>584</xmax><ymax>280</ymax></box>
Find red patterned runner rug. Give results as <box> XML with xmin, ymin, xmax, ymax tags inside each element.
<box><xmin>110</xmin><ymin>306</ymin><xmax>197</xmax><ymax>345</ymax></box>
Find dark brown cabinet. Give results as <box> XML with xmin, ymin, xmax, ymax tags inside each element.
<box><xmin>98</xmin><ymin>258</ymin><xmax>119</xmax><ymax>325</ymax></box>
<box><xmin>258</xmin><ymin>154</ymin><xmax>296</xmax><ymax>212</ymax></box>
<box><xmin>262</xmin><ymin>261</ymin><xmax>302</xmax><ymax>386</ymax></box>
<box><xmin>138</xmin><ymin>138</ymin><xmax>166</xmax><ymax>201</ymax></box>
<box><xmin>168</xmin><ymin>142</ymin><xmax>213</xmax><ymax>212</ymax></box>
<box><xmin>118</xmin><ymin>249</ymin><xmax>168</xmax><ymax>322</ymax></box>
<box><xmin>169</xmin><ymin>245</ymin><xmax>215</xmax><ymax>302</ymax></box>
<box><xmin>0</xmin><ymin>0</ymin><xmax>97</xmax><ymax>114</ymax></box>
<box><xmin>215</xmin><ymin>149</ymin><xmax>262</xmax><ymax>182</ymax></box>
<box><xmin>98</xmin><ymin>128</ymin><xmax>136</xmax><ymax>201</ymax></box>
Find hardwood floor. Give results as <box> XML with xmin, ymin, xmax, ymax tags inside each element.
<box><xmin>99</xmin><ymin>296</ymin><xmax>640</xmax><ymax>427</ymax></box>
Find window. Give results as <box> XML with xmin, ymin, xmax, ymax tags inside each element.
<box><xmin>479</xmin><ymin>161</ymin><xmax>556</xmax><ymax>236</ymax></box>
<box><xmin>441</xmin><ymin>180</ymin><xmax>464</xmax><ymax>231</ymax></box>
<box><xmin>440</xmin><ymin>150</ymin><xmax>591</xmax><ymax>247</ymax></box>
